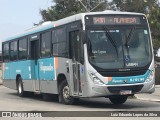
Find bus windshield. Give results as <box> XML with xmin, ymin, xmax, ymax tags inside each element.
<box><xmin>87</xmin><ymin>26</ymin><xmax>152</xmax><ymax>70</ymax></box>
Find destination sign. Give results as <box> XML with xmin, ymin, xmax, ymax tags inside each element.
<box><xmin>93</xmin><ymin>16</ymin><xmax>141</xmax><ymax>25</ymax></box>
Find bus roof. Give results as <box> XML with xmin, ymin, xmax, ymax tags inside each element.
<box><xmin>3</xmin><ymin>11</ymin><xmax>145</xmax><ymax>42</ymax></box>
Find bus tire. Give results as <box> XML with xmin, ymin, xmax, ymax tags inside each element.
<box><xmin>109</xmin><ymin>95</ymin><xmax>128</xmax><ymax>104</ymax></box>
<box><xmin>17</xmin><ymin>77</ymin><xmax>26</xmax><ymax>97</ymax></box>
<box><xmin>59</xmin><ymin>80</ymin><xmax>78</xmax><ymax>105</ymax></box>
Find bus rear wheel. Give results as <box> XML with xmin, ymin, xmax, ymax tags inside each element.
<box><xmin>109</xmin><ymin>95</ymin><xmax>128</xmax><ymax>104</ymax></box>
<box><xmin>59</xmin><ymin>80</ymin><xmax>79</xmax><ymax>105</ymax></box>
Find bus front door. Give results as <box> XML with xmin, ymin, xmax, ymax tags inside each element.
<box><xmin>70</xmin><ymin>30</ymin><xmax>82</xmax><ymax>95</ymax></box>
<box><xmin>30</xmin><ymin>40</ymin><xmax>40</xmax><ymax>92</ymax></box>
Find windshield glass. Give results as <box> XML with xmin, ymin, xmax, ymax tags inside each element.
<box><xmin>87</xmin><ymin>27</ymin><xmax>152</xmax><ymax>70</ymax></box>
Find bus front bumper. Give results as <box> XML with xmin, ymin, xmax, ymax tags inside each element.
<box><xmin>90</xmin><ymin>80</ymin><xmax>155</xmax><ymax>97</ymax></box>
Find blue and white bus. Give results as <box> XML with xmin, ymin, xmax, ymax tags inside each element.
<box><xmin>2</xmin><ymin>11</ymin><xmax>155</xmax><ymax>105</ymax></box>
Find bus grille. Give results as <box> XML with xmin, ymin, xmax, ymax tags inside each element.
<box><xmin>107</xmin><ymin>85</ymin><xmax>144</xmax><ymax>94</ymax></box>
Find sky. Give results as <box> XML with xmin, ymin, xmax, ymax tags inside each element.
<box><xmin>0</xmin><ymin>0</ymin><xmax>52</xmax><ymax>50</ymax></box>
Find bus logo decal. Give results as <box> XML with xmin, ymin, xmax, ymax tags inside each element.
<box><xmin>40</xmin><ymin>62</ymin><xmax>54</xmax><ymax>73</ymax></box>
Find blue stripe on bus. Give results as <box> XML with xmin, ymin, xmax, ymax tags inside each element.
<box><xmin>108</xmin><ymin>70</ymin><xmax>150</xmax><ymax>85</ymax></box>
<box><xmin>3</xmin><ymin>57</ymin><xmax>56</xmax><ymax>81</ymax></box>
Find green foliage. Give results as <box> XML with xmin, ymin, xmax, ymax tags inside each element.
<box><xmin>148</xmin><ymin>5</ymin><xmax>160</xmax><ymax>38</ymax></box>
<box><xmin>153</xmin><ymin>39</ymin><xmax>160</xmax><ymax>51</ymax></box>
<box><xmin>40</xmin><ymin>0</ymin><xmax>108</xmax><ymax>21</ymax></box>
<box><xmin>40</xmin><ymin>0</ymin><xmax>86</xmax><ymax>21</ymax></box>
<box><xmin>111</xmin><ymin>0</ymin><xmax>158</xmax><ymax>13</ymax></box>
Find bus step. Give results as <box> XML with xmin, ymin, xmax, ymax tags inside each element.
<box><xmin>34</xmin><ymin>90</ymin><xmax>41</xmax><ymax>94</ymax></box>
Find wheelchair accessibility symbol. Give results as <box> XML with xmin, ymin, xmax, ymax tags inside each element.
<box><xmin>125</xmin><ymin>55</ymin><xmax>130</xmax><ymax>62</ymax></box>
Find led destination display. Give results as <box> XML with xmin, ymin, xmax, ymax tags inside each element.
<box><xmin>93</xmin><ymin>16</ymin><xmax>141</xmax><ymax>25</ymax></box>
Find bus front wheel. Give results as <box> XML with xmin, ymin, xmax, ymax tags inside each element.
<box><xmin>59</xmin><ymin>80</ymin><xmax>79</xmax><ymax>105</ymax></box>
<box><xmin>17</xmin><ymin>78</ymin><xmax>26</xmax><ymax>97</ymax></box>
<box><xmin>109</xmin><ymin>95</ymin><xmax>128</xmax><ymax>104</ymax></box>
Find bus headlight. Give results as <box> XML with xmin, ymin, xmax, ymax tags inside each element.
<box><xmin>146</xmin><ymin>70</ymin><xmax>154</xmax><ymax>82</ymax></box>
<box><xmin>88</xmin><ymin>72</ymin><xmax>104</xmax><ymax>85</ymax></box>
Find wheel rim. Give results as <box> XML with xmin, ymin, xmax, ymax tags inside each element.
<box><xmin>63</xmin><ymin>85</ymin><xmax>70</xmax><ymax>99</ymax></box>
<box><xmin>18</xmin><ymin>82</ymin><xmax>22</xmax><ymax>94</ymax></box>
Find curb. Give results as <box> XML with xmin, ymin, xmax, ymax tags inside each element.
<box><xmin>155</xmin><ymin>85</ymin><xmax>160</xmax><ymax>88</ymax></box>
<box><xmin>136</xmin><ymin>96</ymin><xmax>160</xmax><ymax>102</ymax></box>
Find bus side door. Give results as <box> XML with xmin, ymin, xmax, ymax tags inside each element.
<box><xmin>30</xmin><ymin>36</ymin><xmax>40</xmax><ymax>92</ymax></box>
<box><xmin>69</xmin><ymin>29</ymin><xmax>82</xmax><ymax>95</ymax></box>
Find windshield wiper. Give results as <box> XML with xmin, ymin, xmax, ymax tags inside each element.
<box><xmin>103</xmin><ymin>26</ymin><xmax>118</xmax><ymax>57</ymax></box>
<box><xmin>125</xmin><ymin>26</ymin><xmax>136</xmax><ymax>57</ymax></box>
<box><xmin>125</xmin><ymin>26</ymin><xmax>136</xmax><ymax>49</ymax></box>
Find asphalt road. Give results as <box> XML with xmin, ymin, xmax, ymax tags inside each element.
<box><xmin>0</xmin><ymin>85</ymin><xmax>160</xmax><ymax>120</ymax></box>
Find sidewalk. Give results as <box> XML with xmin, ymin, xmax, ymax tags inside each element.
<box><xmin>136</xmin><ymin>85</ymin><xmax>160</xmax><ymax>102</ymax></box>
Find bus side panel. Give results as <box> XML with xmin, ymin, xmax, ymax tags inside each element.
<box><xmin>17</xmin><ymin>60</ymin><xmax>34</xmax><ymax>92</ymax></box>
<box><xmin>23</xmin><ymin>60</ymin><xmax>40</xmax><ymax>92</ymax></box>
<box><xmin>3</xmin><ymin>60</ymin><xmax>32</xmax><ymax>90</ymax></box>
<box><xmin>9</xmin><ymin>61</ymin><xmax>31</xmax><ymax>80</ymax></box>
<box><xmin>39</xmin><ymin>57</ymin><xmax>58</xmax><ymax>94</ymax></box>
<box><xmin>2</xmin><ymin>62</ymin><xmax>16</xmax><ymax>89</ymax></box>
<box><xmin>3</xmin><ymin>63</ymin><xmax>10</xmax><ymax>80</ymax></box>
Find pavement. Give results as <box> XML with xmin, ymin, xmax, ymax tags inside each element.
<box><xmin>136</xmin><ymin>85</ymin><xmax>160</xmax><ymax>102</ymax></box>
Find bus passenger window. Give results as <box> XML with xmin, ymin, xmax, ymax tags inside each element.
<box><xmin>41</xmin><ymin>31</ymin><xmax>51</xmax><ymax>57</ymax></box>
<box><xmin>3</xmin><ymin>43</ymin><xmax>10</xmax><ymax>61</ymax></box>
<box><xmin>10</xmin><ymin>41</ymin><xmax>18</xmax><ymax>61</ymax></box>
<box><xmin>19</xmin><ymin>38</ymin><xmax>28</xmax><ymax>60</ymax></box>
<box><xmin>52</xmin><ymin>27</ymin><xmax>67</xmax><ymax>57</ymax></box>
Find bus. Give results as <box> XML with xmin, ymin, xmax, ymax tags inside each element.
<box><xmin>2</xmin><ymin>11</ymin><xmax>155</xmax><ymax>105</ymax></box>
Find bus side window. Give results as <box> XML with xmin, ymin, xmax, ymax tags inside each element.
<box><xmin>52</xmin><ymin>30</ymin><xmax>58</xmax><ymax>56</ymax></box>
<box><xmin>19</xmin><ymin>38</ymin><xmax>28</xmax><ymax>60</ymax></box>
<box><xmin>69</xmin><ymin>31</ymin><xmax>80</xmax><ymax>61</ymax></box>
<box><xmin>41</xmin><ymin>31</ymin><xmax>51</xmax><ymax>57</ymax></box>
<box><xmin>69</xmin><ymin>30</ymin><xmax>84</xmax><ymax>63</ymax></box>
<box><xmin>52</xmin><ymin>27</ymin><xmax>67</xmax><ymax>57</ymax></box>
<box><xmin>10</xmin><ymin>41</ymin><xmax>18</xmax><ymax>61</ymax></box>
<box><xmin>3</xmin><ymin>43</ymin><xmax>10</xmax><ymax>62</ymax></box>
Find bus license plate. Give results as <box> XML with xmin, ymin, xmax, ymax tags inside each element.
<box><xmin>120</xmin><ymin>90</ymin><xmax>132</xmax><ymax>95</ymax></box>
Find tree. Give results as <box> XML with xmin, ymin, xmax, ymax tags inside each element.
<box><xmin>40</xmin><ymin>0</ymin><xmax>109</xmax><ymax>22</ymax></box>
<box><xmin>111</xmin><ymin>0</ymin><xmax>160</xmax><ymax>52</ymax></box>
<box><xmin>111</xmin><ymin>0</ymin><xmax>158</xmax><ymax>13</ymax></box>
<box><xmin>40</xmin><ymin>0</ymin><xmax>85</xmax><ymax>21</ymax></box>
